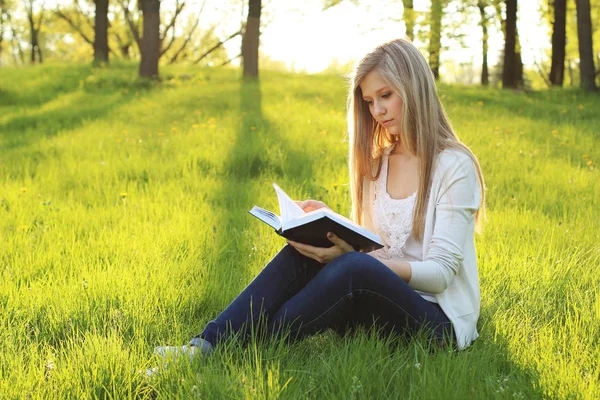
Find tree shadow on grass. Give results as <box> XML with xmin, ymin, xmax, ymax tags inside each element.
<box><xmin>0</xmin><ymin>64</ymin><xmax>158</xmax><ymax>153</ymax></box>
<box><xmin>443</xmin><ymin>87</ymin><xmax>599</xmax><ymax>170</ymax></box>
<box><xmin>186</xmin><ymin>77</ymin><xmax>320</xmax><ymax>335</ymax></box>
<box><xmin>0</xmin><ymin>64</ymin><xmax>94</xmax><ymax>108</ymax></box>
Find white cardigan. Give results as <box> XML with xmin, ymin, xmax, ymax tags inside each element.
<box><xmin>362</xmin><ymin>149</ymin><xmax>481</xmax><ymax>349</ymax></box>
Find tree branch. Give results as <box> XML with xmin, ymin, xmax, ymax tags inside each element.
<box><xmin>168</xmin><ymin>10</ymin><xmax>203</xmax><ymax>64</ymax></box>
<box><xmin>160</xmin><ymin>23</ymin><xmax>177</xmax><ymax>57</ymax></box>
<box><xmin>193</xmin><ymin>28</ymin><xmax>242</xmax><ymax>65</ymax></box>
<box><xmin>35</xmin><ymin>5</ymin><xmax>45</xmax><ymax>33</ymax></box>
<box><xmin>73</xmin><ymin>0</ymin><xmax>94</xmax><ymax>32</ymax></box>
<box><xmin>119</xmin><ymin>0</ymin><xmax>141</xmax><ymax>51</ymax></box>
<box><xmin>220</xmin><ymin>52</ymin><xmax>241</xmax><ymax>67</ymax></box>
<box><xmin>160</xmin><ymin>0</ymin><xmax>185</xmax><ymax>42</ymax></box>
<box><xmin>532</xmin><ymin>53</ymin><xmax>551</xmax><ymax>87</ymax></box>
<box><xmin>54</xmin><ymin>7</ymin><xmax>94</xmax><ymax>45</ymax></box>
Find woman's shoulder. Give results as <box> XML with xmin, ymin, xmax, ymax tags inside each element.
<box><xmin>434</xmin><ymin>148</ymin><xmax>477</xmax><ymax>180</ymax></box>
<box><xmin>436</xmin><ymin>148</ymin><xmax>472</xmax><ymax>163</ymax></box>
<box><xmin>436</xmin><ymin>148</ymin><xmax>474</xmax><ymax>167</ymax></box>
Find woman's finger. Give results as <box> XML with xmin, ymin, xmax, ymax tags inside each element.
<box><xmin>300</xmin><ymin>200</ymin><xmax>330</xmax><ymax>212</ymax></box>
<box><xmin>290</xmin><ymin>243</ymin><xmax>323</xmax><ymax>263</ymax></box>
<box><xmin>288</xmin><ymin>240</ymin><xmax>321</xmax><ymax>256</ymax></box>
<box><xmin>326</xmin><ymin>232</ymin><xmax>354</xmax><ymax>253</ymax></box>
<box><xmin>288</xmin><ymin>241</ymin><xmax>316</xmax><ymax>257</ymax></box>
<box><xmin>288</xmin><ymin>240</ymin><xmax>341</xmax><ymax>264</ymax></box>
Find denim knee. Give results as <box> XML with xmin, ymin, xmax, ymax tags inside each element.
<box><xmin>321</xmin><ymin>251</ymin><xmax>384</xmax><ymax>280</ymax></box>
<box><xmin>270</xmin><ymin>244</ymin><xmax>303</xmax><ymax>268</ymax></box>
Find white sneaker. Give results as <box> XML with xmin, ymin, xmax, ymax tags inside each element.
<box><xmin>146</xmin><ymin>337</ymin><xmax>214</xmax><ymax>377</ymax></box>
<box><xmin>153</xmin><ymin>344</ymin><xmax>199</xmax><ymax>360</ymax></box>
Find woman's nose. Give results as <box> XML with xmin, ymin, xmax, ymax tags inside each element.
<box><xmin>374</xmin><ymin>102</ymin><xmax>385</xmax><ymax>116</ymax></box>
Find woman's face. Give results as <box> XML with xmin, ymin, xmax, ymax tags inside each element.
<box><xmin>359</xmin><ymin>69</ymin><xmax>403</xmax><ymax>136</ymax></box>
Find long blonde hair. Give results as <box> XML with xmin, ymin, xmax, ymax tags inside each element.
<box><xmin>348</xmin><ymin>38</ymin><xmax>486</xmax><ymax>239</ymax></box>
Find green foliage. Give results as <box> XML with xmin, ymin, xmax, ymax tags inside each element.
<box><xmin>0</xmin><ymin>63</ymin><xmax>599</xmax><ymax>398</ymax></box>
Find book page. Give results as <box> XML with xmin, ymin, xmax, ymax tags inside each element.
<box><xmin>272</xmin><ymin>183</ymin><xmax>305</xmax><ymax>225</ymax></box>
<box><xmin>249</xmin><ymin>206</ymin><xmax>282</xmax><ymax>231</ymax></box>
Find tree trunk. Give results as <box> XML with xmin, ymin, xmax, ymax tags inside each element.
<box><xmin>121</xmin><ymin>44</ymin><xmax>131</xmax><ymax>58</ymax></box>
<box><xmin>515</xmin><ymin>25</ymin><xmax>523</xmax><ymax>86</ymax></box>
<box><xmin>575</xmin><ymin>0</ymin><xmax>597</xmax><ymax>91</ymax></box>
<box><xmin>139</xmin><ymin>0</ymin><xmax>161</xmax><ymax>78</ymax></box>
<box><xmin>402</xmin><ymin>0</ymin><xmax>415</xmax><ymax>41</ymax></box>
<box><xmin>27</xmin><ymin>13</ymin><xmax>37</xmax><ymax>63</ymax></box>
<box><xmin>26</xmin><ymin>1</ymin><xmax>43</xmax><ymax>64</ymax></box>
<box><xmin>94</xmin><ymin>0</ymin><xmax>110</xmax><ymax>64</ymax></box>
<box><xmin>37</xmin><ymin>40</ymin><xmax>42</xmax><ymax>63</ymax></box>
<box><xmin>478</xmin><ymin>1</ymin><xmax>489</xmax><ymax>86</ymax></box>
<box><xmin>549</xmin><ymin>0</ymin><xmax>566</xmax><ymax>86</ymax></box>
<box><xmin>428</xmin><ymin>0</ymin><xmax>443</xmax><ymax>81</ymax></box>
<box><xmin>502</xmin><ymin>0</ymin><xmax>520</xmax><ymax>88</ymax></box>
<box><xmin>0</xmin><ymin>25</ymin><xmax>3</xmax><ymax>66</ymax></box>
<box><xmin>567</xmin><ymin>58</ymin><xmax>574</xmax><ymax>87</ymax></box>
<box><xmin>492</xmin><ymin>0</ymin><xmax>505</xmax><ymax>40</ymax></box>
<box><xmin>242</xmin><ymin>0</ymin><xmax>261</xmax><ymax>79</ymax></box>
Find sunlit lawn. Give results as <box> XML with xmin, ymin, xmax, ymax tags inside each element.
<box><xmin>0</xmin><ymin>62</ymin><xmax>598</xmax><ymax>399</ymax></box>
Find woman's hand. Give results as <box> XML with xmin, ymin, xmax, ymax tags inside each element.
<box><xmin>294</xmin><ymin>199</ymin><xmax>331</xmax><ymax>213</ymax></box>
<box><xmin>287</xmin><ymin>232</ymin><xmax>353</xmax><ymax>264</ymax></box>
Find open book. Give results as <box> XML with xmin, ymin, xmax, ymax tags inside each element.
<box><xmin>249</xmin><ymin>183</ymin><xmax>383</xmax><ymax>251</ymax></box>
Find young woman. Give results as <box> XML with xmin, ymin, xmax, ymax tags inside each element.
<box><xmin>155</xmin><ymin>38</ymin><xmax>486</xmax><ymax>362</ymax></box>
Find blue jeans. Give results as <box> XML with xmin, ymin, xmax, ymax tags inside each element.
<box><xmin>198</xmin><ymin>246</ymin><xmax>453</xmax><ymax>347</ymax></box>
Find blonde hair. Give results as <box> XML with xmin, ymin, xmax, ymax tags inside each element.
<box><xmin>348</xmin><ymin>38</ymin><xmax>486</xmax><ymax>239</ymax></box>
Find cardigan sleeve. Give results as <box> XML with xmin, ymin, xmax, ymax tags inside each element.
<box><xmin>407</xmin><ymin>156</ymin><xmax>480</xmax><ymax>294</ymax></box>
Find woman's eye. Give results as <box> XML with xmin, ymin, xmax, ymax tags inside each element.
<box><xmin>365</xmin><ymin>100</ymin><xmax>373</xmax><ymax>105</ymax></box>
<box><xmin>382</xmin><ymin>92</ymin><xmax>391</xmax><ymax>99</ymax></box>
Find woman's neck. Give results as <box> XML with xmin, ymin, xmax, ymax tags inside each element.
<box><xmin>391</xmin><ymin>139</ymin><xmax>416</xmax><ymax>158</ymax></box>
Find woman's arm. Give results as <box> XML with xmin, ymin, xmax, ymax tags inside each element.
<box><xmin>407</xmin><ymin>157</ymin><xmax>481</xmax><ymax>294</ymax></box>
<box><xmin>368</xmin><ymin>249</ymin><xmax>412</xmax><ymax>282</ymax></box>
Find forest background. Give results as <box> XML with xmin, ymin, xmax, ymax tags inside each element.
<box><xmin>0</xmin><ymin>0</ymin><xmax>599</xmax><ymax>90</ymax></box>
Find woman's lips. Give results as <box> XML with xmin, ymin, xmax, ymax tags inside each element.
<box><xmin>381</xmin><ymin>119</ymin><xmax>393</xmax><ymax>126</ymax></box>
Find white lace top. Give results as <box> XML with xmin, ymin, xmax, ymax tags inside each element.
<box><xmin>372</xmin><ymin>145</ymin><xmax>437</xmax><ymax>303</ymax></box>
<box><xmin>373</xmin><ymin>148</ymin><xmax>417</xmax><ymax>258</ymax></box>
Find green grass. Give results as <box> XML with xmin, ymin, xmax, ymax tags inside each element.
<box><xmin>1</xmin><ymin>62</ymin><xmax>598</xmax><ymax>399</ymax></box>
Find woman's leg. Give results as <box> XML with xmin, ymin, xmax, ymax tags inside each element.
<box><xmin>267</xmin><ymin>251</ymin><xmax>453</xmax><ymax>346</ymax></box>
<box><xmin>197</xmin><ymin>245</ymin><xmax>322</xmax><ymax>346</ymax></box>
